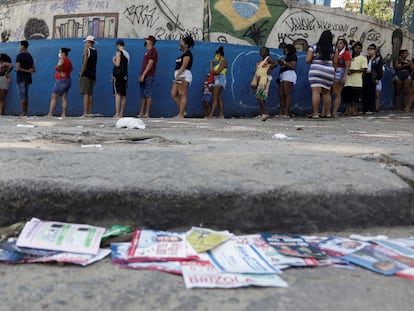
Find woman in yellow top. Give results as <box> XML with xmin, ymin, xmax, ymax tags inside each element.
<box><xmin>207</xmin><ymin>46</ymin><xmax>227</xmax><ymax>118</ymax></box>
<box><xmin>254</xmin><ymin>47</ymin><xmax>276</xmax><ymax>120</ymax></box>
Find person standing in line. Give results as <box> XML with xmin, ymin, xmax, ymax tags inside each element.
<box><xmin>253</xmin><ymin>46</ymin><xmax>276</xmax><ymax>121</ymax></box>
<box><xmin>362</xmin><ymin>44</ymin><xmax>383</xmax><ymax>115</ymax></box>
<box><xmin>16</xmin><ymin>40</ymin><xmax>35</xmax><ymax>117</ymax></box>
<box><xmin>392</xmin><ymin>49</ymin><xmax>412</xmax><ymax>112</ymax></box>
<box><xmin>112</xmin><ymin>39</ymin><xmax>130</xmax><ymax>118</ymax></box>
<box><xmin>332</xmin><ymin>37</ymin><xmax>351</xmax><ymax>117</ymax></box>
<box><xmin>138</xmin><ymin>35</ymin><xmax>158</xmax><ymax>118</ymax></box>
<box><xmin>343</xmin><ymin>42</ymin><xmax>367</xmax><ymax>116</ymax></box>
<box><xmin>306</xmin><ymin>30</ymin><xmax>335</xmax><ymax>119</ymax></box>
<box><xmin>201</xmin><ymin>73</ymin><xmax>213</xmax><ymax>117</ymax></box>
<box><xmin>277</xmin><ymin>44</ymin><xmax>297</xmax><ymax>118</ymax></box>
<box><xmin>207</xmin><ymin>46</ymin><xmax>227</xmax><ymax>119</ymax></box>
<box><xmin>79</xmin><ymin>35</ymin><xmax>97</xmax><ymax>117</ymax></box>
<box><xmin>0</xmin><ymin>54</ymin><xmax>13</xmax><ymax>115</ymax></box>
<box><xmin>47</xmin><ymin>48</ymin><xmax>73</xmax><ymax>118</ymax></box>
<box><xmin>171</xmin><ymin>33</ymin><xmax>195</xmax><ymax>118</ymax></box>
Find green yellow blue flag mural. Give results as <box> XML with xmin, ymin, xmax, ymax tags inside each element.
<box><xmin>209</xmin><ymin>0</ymin><xmax>287</xmax><ymax>45</ymax></box>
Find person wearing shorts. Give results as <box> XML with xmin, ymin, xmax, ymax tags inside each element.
<box><xmin>392</xmin><ymin>49</ymin><xmax>412</xmax><ymax>111</ymax></box>
<box><xmin>47</xmin><ymin>48</ymin><xmax>73</xmax><ymax>118</ymax></box>
<box><xmin>138</xmin><ymin>35</ymin><xmax>158</xmax><ymax>118</ymax></box>
<box><xmin>112</xmin><ymin>39</ymin><xmax>130</xmax><ymax>118</ymax></box>
<box><xmin>278</xmin><ymin>44</ymin><xmax>298</xmax><ymax>118</ymax></box>
<box><xmin>332</xmin><ymin>37</ymin><xmax>351</xmax><ymax>117</ymax></box>
<box><xmin>79</xmin><ymin>35</ymin><xmax>97</xmax><ymax>116</ymax></box>
<box><xmin>343</xmin><ymin>42</ymin><xmax>367</xmax><ymax>115</ymax></box>
<box><xmin>16</xmin><ymin>40</ymin><xmax>35</xmax><ymax>116</ymax></box>
<box><xmin>0</xmin><ymin>53</ymin><xmax>13</xmax><ymax>115</ymax></box>
<box><xmin>207</xmin><ymin>46</ymin><xmax>227</xmax><ymax>118</ymax></box>
<box><xmin>171</xmin><ymin>33</ymin><xmax>195</xmax><ymax>118</ymax></box>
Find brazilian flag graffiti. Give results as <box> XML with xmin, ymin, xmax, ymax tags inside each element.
<box><xmin>210</xmin><ymin>0</ymin><xmax>287</xmax><ymax>46</ymax></box>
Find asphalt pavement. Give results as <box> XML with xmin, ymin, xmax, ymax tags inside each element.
<box><xmin>0</xmin><ymin>112</ymin><xmax>413</xmax><ymax>311</ymax></box>
<box><xmin>0</xmin><ymin>112</ymin><xmax>413</xmax><ymax>232</ymax></box>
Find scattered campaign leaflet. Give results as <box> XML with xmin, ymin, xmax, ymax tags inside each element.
<box><xmin>0</xmin><ymin>248</ymin><xmax>27</xmax><ymax>263</ymax></box>
<box><xmin>185</xmin><ymin>227</ymin><xmax>232</xmax><ymax>253</ymax></box>
<box><xmin>1</xmin><ymin>241</ymin><xmax>61</xmax><ymax>257</ymax></box>
<box><xmin>343</xmin><ymin>244</ymin><xmax>414</xmax><ymax>276</ymax></box>
<box><xmin>207</xmin><ymin>240</ymin><xmax>278</xmax><ymax>274</ymax></box>
<box><xmin>261</xmin><ymin>233</ymin><xmax>327</xmax><ymax>259</ymax></box>
<box><xmin>121</xmin><ymin>261</ymin><xmax>183</xmax><ymax>275</ymax></box>
<box><xmin>316</xmin><ymin>237</ymin><xmax>369</xmax><ymax>257</ymax></box>
<box><xmin>127</xmin><ymin>229</ymin><xmax>199</xmax><ymax>262</ymax></box>
<box><xmin>396</xmin><ymin>268</ymin><xmax>414</xmax><ymax>281</ymax></box>
<box><xmin>16</xmin><ymin>218</ymin><xmax>105</xmax><ymax>255</ymax></box>
<box><xmin>111</xmin><ymin>242</ymin><xmax>183</xmax><ymax>274</ymax></box>
<box><xmin>26</xmin><ymin>249</ymin><xmax>111</xmax><ymax>266</ymax></box>
<box><xmin>181</xmin><ymin>261</ymin><xmax>288</xmax><ymax>289</ymax></box>
<box><xmin>111</xmin><ymin>242</ymin><xmax>131</xmax><ymax>264</ymax></box>
<box><xmin>370</xmin><ymin>238</ymin><xmax>414</xmax><ymax>258</ymax></box>
<box><xmin>231</xmin><ymin>234</ymin><xmax>319</xmax><ymax>269</ymax></box>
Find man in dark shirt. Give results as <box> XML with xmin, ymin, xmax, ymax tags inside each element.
<box><xmin>79</xmin><ymin>35</ymin><xmax>97</xmax><ymax>117</ymax></box>
<box><xmin>16</xmin><ymin>40</ymin><xmax>35</xmax><ymax>116</ymax></box>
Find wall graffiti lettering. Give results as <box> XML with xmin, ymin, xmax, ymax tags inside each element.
<box><xmin>123</xmin><ymin>1</ymin><xmax>199</xmax><ymax>41</ymax></box>
<box><xmin>154</xmin><ymin>26</ymin><xmax>202</xmax><ymax>41</ymax></box>
<box><xmin>285</xmin><ymin>17</ymin><xmax>316</xmax><ymax>32</ymax></box>
<box><xmin>53</xmin><ymin>13</ymin><xmax>119</xmax><ymax>39</ymax></box>
<box><xmin>123</xmin><ymin>5</ymin><xmax>159</xmax><ymax>28</ymax></box>
<box><xmin>316</xmin><ymin>20</ymin><xmax>349</xmax><ymax>33</ymax></box>
<box><xmin>278</xmin><ymin>10</ymin><xmax>386</xmax><ymax>52</ymax></box>
<box><xmin>366</xmin><ymin>29</ymin><xmax>381</xmax><ymax>42</ymax></box>
<box><xmin>88</xmin><ymin>0</ymin><xmax>110</xmax><ymax>10</ymax></box>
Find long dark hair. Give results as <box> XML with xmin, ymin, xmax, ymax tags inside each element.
<box><xmin>316</xmin><ymin>30</ymin><xmax>333</xmax><ymax>61</ymax></box>
<box><xmin>285</xmin><ymin>44</ymin><xmax>296</xmax><ymax>56</ymax></box>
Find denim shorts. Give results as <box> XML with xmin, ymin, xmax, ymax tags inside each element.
<box><xmin>214</xmin><ymin>74</ymin><xmax>226</xmax><ymax>88</ymax></box>
<box><xmin>140</xmin><ymin>77</ymin><xmax>154</xmax><ymax>98</ymax></box>
<box><xmin>17</xmin><ymin>82</ymin><xmax>30</xmax><ymax>100</ymax></box>
<box><xmin>52</xmin><ymin>78</ymin><xmax>72</xmax><ymax>96</ymax></box>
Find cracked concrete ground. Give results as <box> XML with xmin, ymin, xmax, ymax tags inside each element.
<box><xmin>0</xmin><ymin>112</ymin><xmax>412</xmax><ymax>232</ymax></box>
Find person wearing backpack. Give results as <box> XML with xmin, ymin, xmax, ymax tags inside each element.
<box><xmin>112</xmin><ymin>39</ymin><xmax>130</xmax><ymax>118</ymax></box>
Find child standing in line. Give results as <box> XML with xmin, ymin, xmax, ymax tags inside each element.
<box><xmin>202</xmin><ymin>73</ymin><xmax>213</xmax><ymax>117</ymax></box>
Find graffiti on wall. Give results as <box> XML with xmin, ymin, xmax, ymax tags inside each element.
<box><xmin>276</xmin><ymin>10</ymin><xmax>386</xmax><ymax>52</ymax></box>
<box><xmin>123</xmin><ymin>1</ymin><xmax>203</xmax><ymax>41</ymax></box>
<box><xmin>53</xmin><ymin>13</ymin><xmax>118</xmax><ymax>39</ymax></box>
<box><xmin>0</xmin><ymin>9</ymin><xmax>11</xmax><ymax>42</ymax></box>
<box><xmin>209</xmin><ymin>0</ymin><xmax>287</xmax><ymax>45</ymax></box>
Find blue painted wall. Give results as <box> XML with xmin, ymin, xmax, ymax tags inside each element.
<box><xmin>1</xmin><ymin>39</ymin><xmax>395</xmax><ymax>117</ymax></box>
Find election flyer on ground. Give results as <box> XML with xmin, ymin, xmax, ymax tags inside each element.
<box><xmin>207</xmin><ymin>240</ymin><xmax>279</xmax><ymax>274</ymax></box>
<box><xmin>16</xmin><ymin>218</ymin><xmax>105</xmax><ymax>255</ymax></box>
<box><xmin>185</xmin><ymin>227</ymin><xmax>232</xmax><ymax>253</ymax></box>
<box><xmin>127</xmin><ymin>229</ymin><xmax>199</xmax><ymax>261</ymax></box>
<box><xmin>181</xmin><ymin>261</ymin><xmax>288</xmax><ymax>289</ymax></box>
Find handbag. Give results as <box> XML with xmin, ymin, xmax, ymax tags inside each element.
<box><xmin>250</xmin><ymin>74</ymin><xmax>258</xmax><ymax>89</ymax></box>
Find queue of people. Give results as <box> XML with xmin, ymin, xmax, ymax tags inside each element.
<box><xmin>0</xmin><ymin>33</ymin><xmax>413</xmax><ymax>119</ymax></box>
